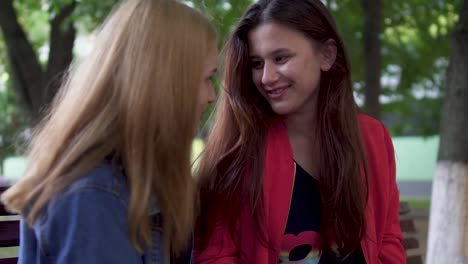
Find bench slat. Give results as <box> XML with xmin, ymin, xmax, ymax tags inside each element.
<box><xmin>1</xmin><ymin>191</ymin><xmax>426</xmax><ymax>262</ymax></box>
<box><xmin>0</xmin><ymin>258</ymin><xmax>19</xmax><ymax>264</ymax></box>
<box><xmin>0</xmin><ymin>220</ymin><xmax>19</xmax><ymax>247</ymax></box>
<box><xmin>402</xmin><ymin>237</ymin><xmax>419</xmax><ymax>250</ymax></box>
<box><xmin>0</xmin><ymin>204</ymin><xmax>15</xmax><ymax>217</ymax></box>
<box><xmin>400</xmin><ymin>218</ymin><xmax>417</xmax><ymax>233</ymax></box>
<box><xmin>0</xmin><ymin>186</ymin><xmax>8</xmax><ymax>194</ymax></box>
<box><xmin>0</xmin><ymin>186</ymin><xmax>16</xmax><ymax>216</ymax></box>
<box><xmin>407</xmin><ymin>255</ymin><xmax>423</xmax><ymax>264</ymax></box>
<box><xmin>399</xmin><ymin>201</ymin><xmax>411</xmax><ymax>215</ymax></box>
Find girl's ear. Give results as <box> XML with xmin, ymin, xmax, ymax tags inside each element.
<box><xmin>320</xmin><ymin>39</ymin><xmax>337</xmax><ymax>71</ymax></box>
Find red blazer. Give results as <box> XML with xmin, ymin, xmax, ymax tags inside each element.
<box><xmin>194</xmin><ymin>114</ymin><xmax>406</xmax><ymax>264</ymax></box>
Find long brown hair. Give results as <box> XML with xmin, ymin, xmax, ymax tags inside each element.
<box><xmin>196</xmin><ymin>0</ymin><xmax>368</xmax><ymax>257</ymax></box>
<box><xmin>2</xmin><ymin>0</ymin><xmax>217</xmax><ymax>257</ymax></box>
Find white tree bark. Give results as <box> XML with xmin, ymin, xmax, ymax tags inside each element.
<box><xmin>426</xmin><ymin>0</ymin><xmax>468</xmax><ymax>263</ymax></box>
<box><xmin>427</xmin><ymin>162</ymin><xmax>468</xmax><ymax>263</ymax></box>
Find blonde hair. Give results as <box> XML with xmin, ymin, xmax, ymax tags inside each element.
<box><xmin>1</xmin><ymin>0</ymin><xmax>216</xmax><ymax>257</ymax></box>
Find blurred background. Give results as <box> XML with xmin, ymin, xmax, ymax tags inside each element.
<box><xmin>0</xmin><ymin>0</ymin><xmax>466</xmax><ymax>262</ymax></box>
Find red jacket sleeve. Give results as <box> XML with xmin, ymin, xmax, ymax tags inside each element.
<box><xmin>378</xmin><ymin>125</ymin><xmax>406</xmax><ymax>263</ymax></box>
<box><xmin>193</xmin><ymin>220</ymin><xmax>239</xmax><ymax>264</ymax></box>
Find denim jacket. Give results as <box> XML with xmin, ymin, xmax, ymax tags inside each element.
<box><xmin>18</xmin><ymin>162</ymin><xmax>193</xmax><ymax>264</ymax></box>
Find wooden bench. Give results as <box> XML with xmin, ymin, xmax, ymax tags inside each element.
<box><xmin>0</xmin><ymin>185</ymin><xmax>19</xmax><ymax>264</ymax></box>
<box><xmin>399</xmin><ymin>201</ymin><xmax>424</xmax><ymax>264</ymax></box>
<box><xmin>0</xmin><ymin>185</ymin><xmax>424</xmax><ymax>263</ymax></box>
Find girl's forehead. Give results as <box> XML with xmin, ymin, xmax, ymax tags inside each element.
<box><xmin>248</xmin><ymin>23</ymin><xmax>312</xmax><ymax>56</ymax></box>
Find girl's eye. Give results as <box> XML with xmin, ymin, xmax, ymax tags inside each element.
<box><xmin>275</xmin><ymin>55</ymin><xmax>289</xmax><ymax>63</ymax></box>
<box><xmin>251</xmin><ymin>60</ymin><xmax>264</xmax><ymax>70</ymax></box>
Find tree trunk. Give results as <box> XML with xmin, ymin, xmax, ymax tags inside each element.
<box><xmin>361</xmin><ymin>0</ymin><xmax>382</xmax><ymax>120</ymax></box>
<box><xmin>426</xmin><ymin>0</ymin><xmax>468</xmax><ymax>263</ymax></box>
<box><xmin>0</xmin><ymin>0</ymin><xmax>44</xmax><ymax>118</ymax></box>
<box><xmin>0</xmin><ymin>0</ymin><xmax>76</xmax><ymax>121</ymax></box>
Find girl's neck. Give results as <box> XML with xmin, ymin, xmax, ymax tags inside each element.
<box><xmin>284</xmin><ymin>111</ymin><xmax>319</xmax><ymax>177</ymax></box>
<box><xmin>284</xmin><ymin>110</ymin><xmax>316</xmax><ymax>140</ymax></box>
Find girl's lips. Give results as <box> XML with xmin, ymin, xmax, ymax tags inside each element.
<box><xmin>266</xmin><ymin>85</ymin><xmax>289</xmax><ymax>100</ymax></box>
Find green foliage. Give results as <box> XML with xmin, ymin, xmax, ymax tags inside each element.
<box><xmin>0</xmin><ymin>70</ymin><xmax>28</xmax><ymax>173</ymax></box>
<box><xmin>191</xmin><ymin>0</ymin><xmax>459</xmax><ymax>136</ymax></box>
<box><xmin>381</xmin><ymin>0</ymin><xmax>460</xmax><ymax>135</ymax></box>
<box><xmin>329</xmin><ymin>0</ymin><xmax>461</xmax><ymax>135</ymax></box>
<box><xmin>190</xmin><ymin>0</ymin><xmax>254</xmax><ymax>135</ymax></box>
<box><xmin>13</xmin><ymin>0</ymin><xmax>119</xmax><ymax>44</ymax></box>
<box><xmin>330</xmin><ymin>0</ymin><xmax>366</xmax><ymax>86</ymax></box>
<box><xmin>0</xmin><ymin>0</ymin><xmax>118</xmax><ymax>169</ymax></box>
<box><xmin>12</xmin><ymin>1</ymin><xmax>50</xmax><ymax>65</ymax></box>
<box><xmin>382</xmin><ymin>0</ymin><xmax>459</xmax><ymax>93</ymax></box>
<box><xmin>0</xmin><ymin>0</ymin><xmax>462</xmax><ymax>167</ymax></box>
<box><xmin>71</xmin><ymin>0</ymin><xmax>119</xmax><ymax>31</ymax></box>
<box><xmin>191</xmin><ymin>0</ymin><xmax>253</xmax><ymax>42</ymax></box>
<box><xmin>0</xmin><ymin>33</ymin><xmax>6</xmax><ymax>69</ymax></box>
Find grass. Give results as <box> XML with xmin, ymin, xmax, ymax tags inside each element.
<box><xmin>400</xmin><ymin>197</ymin><xmax>431</xmax><ymax>209</ymax></box>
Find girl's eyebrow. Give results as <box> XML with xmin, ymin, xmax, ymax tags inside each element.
<box><xmin>250</xmin><ymin>48</ymin><xmax>291</xmax><ymax>59</ymax></box>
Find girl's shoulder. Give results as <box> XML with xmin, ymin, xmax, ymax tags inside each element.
<box><xmin>44</xmin><ymin>162</ymin><xmax>131</xmax><ymax>221</ymax></box>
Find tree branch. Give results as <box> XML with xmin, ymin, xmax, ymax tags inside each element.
<box><xmin>45</xmin><ymin>0</ymin><xmax>77</xmax><ymax>105</ymax></box>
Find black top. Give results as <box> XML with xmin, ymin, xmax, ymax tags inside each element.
<box><xmin>279</xmin><ymin>163</ymin><xmax>366</xmax><ymax>263</ymax></box>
